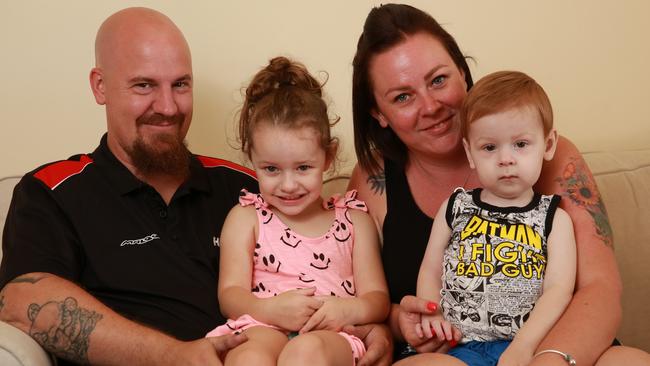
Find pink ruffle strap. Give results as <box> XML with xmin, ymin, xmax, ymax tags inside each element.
<box><xmin>238</xmin><ymin>189</ymin><xmax>268</xmax><ymax>209</ymax></box>
<box><xmin>323</xmin><ymin>190</ymin><xmax>368</xmax><ymax>212</ymax></box>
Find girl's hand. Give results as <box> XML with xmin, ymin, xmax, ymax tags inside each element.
<box><xmin>263</xmin><ymin>287</ymin><xmax>323</xmax><ymax>331</ymax></box>
<box><xmin>299</xmin><ymin>296</ymin><xmax>356</xmax><ymax>333</ymax></box>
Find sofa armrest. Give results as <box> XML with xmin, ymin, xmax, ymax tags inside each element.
<box><xmin>0</xmin><ymin>321</ymin><xmax>54</xmax><ymax>366</ymax></box>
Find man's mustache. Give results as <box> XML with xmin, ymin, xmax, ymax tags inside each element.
<box><xmin>136</xmin><ymin>113</ymin><xmax>185</xmax><ymax>126</ymax></box>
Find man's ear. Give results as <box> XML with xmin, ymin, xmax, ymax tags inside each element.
<box><xmin>89</xmin><ymin>67</ymin><xmax>106</xmax><ymax>105</ymax></box>
<box><xmin>370</xmin><ymin>108</ymin><xmax>390</xmax><ymax>128</ymax></box>
<box><xmin>543</xmin><ymin>129</ymin><xmax>559</xmax><ymax>161</ymax></box>
<box><xmin>463</xmin><ymin>138</ymin><xmax>476</xmax><ymax>169</ymax></box>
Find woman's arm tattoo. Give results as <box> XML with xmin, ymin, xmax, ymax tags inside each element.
<box><xmin>556</xmin><ymin>159</ymin><xmax>614</xmax><ymax>247</ymax></box>
<box><xmin>367</xmin><ymin>170</ymin><xmax>386</xmax><ymax>195</ymax></box>
<box><xmin>27</xmin><ymin>297</ymin><xmax>103</xmax><ymax>364</ymax></box>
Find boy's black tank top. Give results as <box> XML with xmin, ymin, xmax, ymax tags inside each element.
<box><xmin>381</xmin><ymin>158</ymin><xmax>433</xmax><ymax>304</ymax></box>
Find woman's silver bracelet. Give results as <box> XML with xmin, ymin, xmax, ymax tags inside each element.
<box><xmin>533</xmin><ymin>349</ymin><xmax>577</xmax><ymax>365</ymax></box>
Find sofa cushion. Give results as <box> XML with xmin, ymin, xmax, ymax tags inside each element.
<box><xmin>0</xmin><ymin>177</ymin><xmax>21</xmax><ymax>262</ymax></box>
<box><xmin>583</xmin><ymin>150</ymin><xmax>650</xmax><ymax>351</ymax></box>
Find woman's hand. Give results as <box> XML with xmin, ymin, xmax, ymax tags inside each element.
<box><xmin>399</xmin><ymin>295</ymin><xmax>461</xmax><ymax>353</ymax></box>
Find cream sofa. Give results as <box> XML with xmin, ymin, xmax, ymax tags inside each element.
<box><xmin>1</xmin><ymin>148</ymin><xmax>649</xmax><ymax>364</ymax></box>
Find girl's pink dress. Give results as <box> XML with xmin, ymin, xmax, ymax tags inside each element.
<box><xmin>207</xmin><ymin>189</ymin><xmax>368</xmax><ymax>364</ymax></box>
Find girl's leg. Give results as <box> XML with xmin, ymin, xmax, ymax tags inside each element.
<box><xmin>393</xmin><ymin>353</ymin><xmax>468</xmax><ymax>366</ymax></box>
<box><xmin>224</xmin><ymin>326</ymin><xmax>288</xmax><ymax>366</ymax></box>
<box><xmin>277</xmin><ymin>330</ymin><xmax>355</xmax><ymax>366</ymax></box>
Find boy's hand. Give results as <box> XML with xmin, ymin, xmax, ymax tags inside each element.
<box><xmin>399</xmin><ymin>295</ymin><xmax>461</xmax><ymax>353</ymax></box>
<box><xmin>419</xmin><ymin>313</ymin><xmax>455</xmax><ymax>342</ymax></box>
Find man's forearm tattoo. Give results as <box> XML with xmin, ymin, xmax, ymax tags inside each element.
<box><xmin>9</xmin><ymin>274</ymin><xmax>47</xmax><ymax>284</ymax></box>
<box><xmin>556</xmin><ymin>159</ymin><xmax>614</xmax><ymax>247</ymax></box>
<box><xmin>27</xmin><ymin>297</ymin><xmax>103</xmax><ymax>364</ymax></box>
<box><xmin>367</xmin><ymin>170</ymin><xmax>386</xmax><ymax>195</ymax></box>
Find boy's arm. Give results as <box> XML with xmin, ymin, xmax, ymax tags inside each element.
<box><xmin>415</xmin><ymin>199</ymin><xmax>453</xmax><ymax>340</ymax></box>
<box><xmin>416</xmin><ymin>199</ymin><xmax>452</xmax><ymax>305</ymax></box>
<box><xmin>502</xmin><ymin>208</ymin><xmax>577</xmax><ymax>364</ymax></box>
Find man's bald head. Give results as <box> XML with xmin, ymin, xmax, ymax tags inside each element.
<box><xmin>95</xmin><ymin>7</ymin><xmax>191</xmax><ymax>69</ymax></box>
<box><xmin>89</xmin><ymin>7</ymin><xmax>194</xmax><ymax>181</ymax></box>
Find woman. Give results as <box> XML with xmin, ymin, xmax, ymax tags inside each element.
<box><xmin>348</xmin><ymin>4</ymin><xmax>650</xmax><ymax>365</ymax></box>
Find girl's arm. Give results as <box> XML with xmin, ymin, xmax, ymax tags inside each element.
<box><xmin>500</xmin><ymin>207</ymin><xmax>576</xmax><ymax>365</ymax></box>
<box><xmin>217</xmin><ymin>204</ymin><xmax>261</xmax><ymax>319</ymax></box>
<box><xmin>300</xmin><ymin>210</ymin><xmax>389</xmax><ymax>332</ymax></box>
<box><xmin>348</xmin><ymin>209</ymin><xmax>390</xmax><ymax>324</ymax></box>
<box><xmin>218</xmin><ymin>205</ymin><xmax>322</xmax><ymax>331</ymax></box>
<box><xmin>531</xmin><ymin>136</ymin><xmax>622</xmax><ymax>365</ymax></box>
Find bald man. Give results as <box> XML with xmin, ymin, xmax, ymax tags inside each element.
<box><xmin>0</xmin><ymin>7</ymin><xmax>391</xmax><ymax>366</ymax></box>
<box><xmin>0</xmin><ymin>7</ymin><xmax>255</xmax><ymax>366</ymax></box>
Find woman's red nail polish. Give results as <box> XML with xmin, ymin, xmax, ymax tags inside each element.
<box><xmin>449</xmin><ymin>339</ymin><xmax>458</xmax><ymax>348</ymax></box>
<box><xmin>427</xmin><ymin>302</ymin><xmax>437</xmax><ymax>311</ymax></box>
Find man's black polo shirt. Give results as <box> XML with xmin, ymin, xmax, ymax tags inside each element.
<box><xmin>0</xmin><ymin>134</ymin><xmax>258</xmax><ymax>341</ymax></box>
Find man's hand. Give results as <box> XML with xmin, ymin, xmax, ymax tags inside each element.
<box><xmin>343</xmin><ymin>323</ymin><xmax>392</xmax><ymax>366</ymax></box>
<box><xmin>167</xmin><ymin>333</ymin><xmax>248</xmax><ymax>366</ymax></box>
<box><xmin>399</xmin><ymin>295</ymin><xmax>461</xmax><ymax>353</ymax></box>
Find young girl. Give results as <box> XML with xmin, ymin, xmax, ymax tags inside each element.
<box><xmin>415</xmin><ymin>71</ymin><xmax>577</xmax><ymax>366</ymax></box>
<box><xmin>207</xmin><ymin>57</ymin><xmax>389</xmax><ymax>366</ymax></box>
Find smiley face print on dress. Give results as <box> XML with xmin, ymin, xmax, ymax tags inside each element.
<box><xmin>251</xmin><ymin>281</ymin><xmax>276</xmax><ymax>295</ymax></box>
<box><xmin>261</xmin><ymin>253</ymin><xmax>281</xmax><ymax>273</ymax></box>
<box><xmin>332</xmin><ymin>219</ymin><xmax>352</xmax><ymax>242</ymax></box>
<box><xmin>310</xmin><ymin>252</ymin><xmax>331</xmax><ymax>270</ymax></box>
<box><xmin>280</xmin><ymin>228</ymin><xmax>302</xmax><ymax>248</ymax></box>
<box><xmin>341</xmin><ymin>279</ymin><xmax>356</xmax><ymax>296</ymax></box>
<box><xmin>258</xmin><ymin>207</ymin><xmax>274</xmax><ymax>224</ymax></box>
<box><xmin>298</xmin><ymin>272</ymin><xmax>315</xmax><ymax>283</ymax></box>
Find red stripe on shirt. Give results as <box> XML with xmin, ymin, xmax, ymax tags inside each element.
<box><xmin>197</xmin><ymin>156</ymin><xmax>256</xmax><ymax>179</ymax></box>
<box><xmin>34</xmin><ymin>155</ymin><xmax>94</xmax><ymax>190</ymax></box>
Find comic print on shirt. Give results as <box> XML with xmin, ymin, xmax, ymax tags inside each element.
<box><xmin>440</xmin><ymin>188</ymin><xmax>561</xmax><ymax>343</ymax></box>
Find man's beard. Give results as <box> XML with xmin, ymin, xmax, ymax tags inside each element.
<box><xmin>127</xmin><ymin>113</ymin><xmax>191</xmax><ymax>180</ymax></box>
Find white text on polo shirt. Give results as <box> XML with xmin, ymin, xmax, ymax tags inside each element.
<box><xmin>120</xmin><ymin>234</ymin><xmax>160</xmax><ymax>247</ymax></box>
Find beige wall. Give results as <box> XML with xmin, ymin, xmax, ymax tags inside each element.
<box><xmin>1</xmin><ymin>1</ymin><xmax>649</xmax><ymax>177</ymax></box>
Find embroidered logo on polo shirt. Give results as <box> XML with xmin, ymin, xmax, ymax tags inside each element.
<box><xmin>120</xmin><ymin>234</ymin><xmax>160</xmax><ymax>247</ymax></box>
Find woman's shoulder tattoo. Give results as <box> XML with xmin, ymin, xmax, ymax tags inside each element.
<box><xmin>367</xmin><ymin>170</ymin><xmax>386</xmax><ymax>195</ymax></box>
